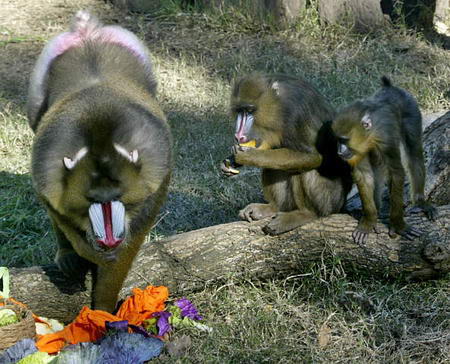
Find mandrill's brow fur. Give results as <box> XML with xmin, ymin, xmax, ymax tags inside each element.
<box><xmin>27</xmin><ymin>11</ymin><xmax>172</xmax><ymax>312</ymax></box>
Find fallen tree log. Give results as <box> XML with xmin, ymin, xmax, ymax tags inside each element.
<box><xmin>8</xmin><ymin>208</ymin><xmax>450</xmax><ymax>322</ymax></box>
<box><xmin>8</xmin><ymin>112</ymin><xmax>450</xmax><ymax>323</ymax></box>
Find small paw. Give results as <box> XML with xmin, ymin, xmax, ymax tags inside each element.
<box><xmin>239</xmin><ymin>206</ymin><xmax>254</xmax><ymax>222</ymax></box>
<box><xmin>408</xmin><ymin>204</ymin><xmax>438</xmax><ymax>221</ymax></box>
<box><xmin>262</xmin><ymin>216</ymin><xmax>287</xmax><ymax>235</ymax></box>
<box><xmin>390</xmin><ymin>225</ymin><xmax>422</xmax><ymax>240</ymax></box>
<box><xmin>352</xmin><ymin>228</ymin><xmax>369</xmax><ymax>245</ymax></box>
<box><xmin>239</xmin><ymin>204</ymin><xmax>275</xmax><ymax>222</ymax></box>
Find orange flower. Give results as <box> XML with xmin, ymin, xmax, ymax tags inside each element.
<box><xmin>116</xmin><ymin>286</ymin><xmax>169</xmax><ymax>325</ymax></box>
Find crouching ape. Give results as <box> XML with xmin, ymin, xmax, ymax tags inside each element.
<box><xmin>332</xmin><ymin>77</ymin><xmax>437</xmax><ymax>244</ymax></box>
<box><xmin>27</xmin><ymin>11</ymin><xmax>172</xmax><ymax>311</ymax></box>
<box><xmin>221</xmin><ymin>74</ymin><xmax>352</xmax><ymax>235</ymax></box>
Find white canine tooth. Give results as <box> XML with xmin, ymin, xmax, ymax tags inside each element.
<box><xmin>89</xmin><ymin>203</ymin><xmax>105</xmax><ymax>239</ymax></box>
<box><xmin>111</xmin><ymin>201</ymin><xmax>125</xmax><ymax>238</ymax></box>
<box><xmin>130</xmin><ymin>149</ymin><xmax>138</xmax><ymax>163</ymax></box>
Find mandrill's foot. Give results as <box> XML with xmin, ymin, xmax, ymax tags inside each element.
<box><xmin>408</xmin><ymin>202</ymin><xmax>438</xmax><ymax>221</ymax></box>
<box><xmin>389</xmin><ymin>225</ymin><xmax>422</xmax><ymax>240</ymax></box>
<box><xmin>55</xmin><ymin>248</ymin><xmax>91</xmax><ymax>281</ymax></box>
<box><xmin>239</xmin><ymin>203</ymin><xmax>276</xmax><ymax>222</ymax></box>
<box><xmin>263</xmin><ymin>210</ymin><xmax>317</xmax><ymax>236</ymax></box>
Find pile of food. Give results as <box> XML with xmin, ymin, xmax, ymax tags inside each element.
<box><xmin>0</xmin><ymin>268</ymin><xmax>208</xmax><ymax>364</ymax></box>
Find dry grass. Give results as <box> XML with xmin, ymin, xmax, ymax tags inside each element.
<box><xmin>0</xmin><ymin>0</ymin><xmax>449</xmax><ymax>361</ymax></box>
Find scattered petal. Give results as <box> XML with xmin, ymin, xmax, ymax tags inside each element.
<box><xmin>175</xmin><ymin>298</ymin><xmax>202</xmax><ymax>320</ymax></box>
<box><xmin>151</xmin><ymin>311</ymin><xmax>172</xmax><ymax>336</ymax></box>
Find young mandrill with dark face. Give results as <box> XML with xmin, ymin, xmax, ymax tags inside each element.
<box><xmin>332</xmin><ymin>77</ymin><xmax>437</xmax><ymax>244</ymax></box>
<box><xmin>27</xmin><ymin>11</ymin><xmax>172</xmax><ymax>312</ymax></box>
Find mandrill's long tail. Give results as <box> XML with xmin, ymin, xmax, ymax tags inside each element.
<box><xmin>70</xmin><ymin>10</ymin><xmax>102</xmax><ymax>37</ymax></box>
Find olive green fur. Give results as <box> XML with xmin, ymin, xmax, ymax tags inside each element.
<box><xmin>229</xmin><ymin>74</ymin><xmax>352</xmax><ymax>235</ymax></box>
<box><xmin>28</xmin><ymin>32</ymin><xmax>172</xmax><ymax>312</ymax></box>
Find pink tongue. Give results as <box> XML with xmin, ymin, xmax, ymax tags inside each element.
<box><xmin>99</xmin><ymin>202</ymin><xmax>122</xmax><ymax>248</ymax></box>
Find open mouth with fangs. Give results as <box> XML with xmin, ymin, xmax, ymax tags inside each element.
<box><xmin>88</xmin><ymin>201</ymin><xmax>125</xmax><ymax>248</ymax></box>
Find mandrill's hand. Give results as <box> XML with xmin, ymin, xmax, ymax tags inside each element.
<box><xmin>220</xmin><ymin>154</ymin><xmax>241</xmax><ymax>177</ymax></box>
<box><xmin>221</xmin><ymin>141</ymin><xmax>260</xmax><ymax>176</ymax></box>
<box><xmin>352</xmin><ymin>217</ymin><xmax>378</xmax><ymax>245</ymax></box>
<box><xmin>221</xmin><ymin>144</ymin><xmax>251</xmax><ymax>177</ymax></box>
<box><xmin>231</xmin><ymin>143</ymin><xmax>255</xmax><ymax>155</ymax></box>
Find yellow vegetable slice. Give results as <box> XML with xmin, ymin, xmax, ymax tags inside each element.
<box><xmin>239</xmin><ymin>140</ymin><xmax>257</xmax><ymax>148</ymax></box>
<box><xmin>224</xmin><ymin>159</ymin><xmax>240</xmax><ymax>174</ymax></box>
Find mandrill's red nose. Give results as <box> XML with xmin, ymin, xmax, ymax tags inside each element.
<box><xmin>235</xmin><ymin>135</ymin><xmax>248</xmax><ymax>144</ymax></box>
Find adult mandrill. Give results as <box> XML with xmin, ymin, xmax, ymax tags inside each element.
<box><xmin>27</xmin><ymin>11</ymin><xmax>172</xmax><ymax>312</ymax></box>
<box><xmin>221</xmin><ymin>74</ymin><xmax>352</xmax><ymax>235</ymax></box>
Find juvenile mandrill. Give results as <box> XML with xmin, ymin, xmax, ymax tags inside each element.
<box><xmin>28</xmin><ymin>11</ymin><xmax>172</xmax><ymax>311</ymax></box>
<box><xmin>221</xmin><ymin>74</ymin><xmax>352</xmax><ymax>235</ymax></box>
<box><xmin>332</xmin><ymin>77</ymin><xmax>437</xmax><ymax>244</ymax></box>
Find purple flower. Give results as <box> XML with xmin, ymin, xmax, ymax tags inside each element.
<box><xmin>151</xmin><ymin>311</ymin><xmax>172</xmax><ymax>336</ymax></box>
<box><xmin>175</xmin><ymin>298</ymin><xmax>203</xmax><ymax>320</ymax></box>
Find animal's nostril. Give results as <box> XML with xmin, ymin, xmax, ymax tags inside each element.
<box><xmin>235</xmin><ymin>135</ymin><xmax>247</xmax><ymax>144</ymax></box>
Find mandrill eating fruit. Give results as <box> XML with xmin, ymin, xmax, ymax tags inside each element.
<box><xmin>27</xmin><ymin>11</ymin><xmax>172</xmax><ymax>312</ymax></box>
<box><xmin>222</xmin><ymin>140</ymin><xmax>267</xmax><ymax>176</ymax></box>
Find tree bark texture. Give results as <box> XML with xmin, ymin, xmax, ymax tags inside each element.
<box><xmin>317</xmin><ymin>0</ymin><xmax>385</xmax><ymax>32</ymax></box>
<box><xmin>110</xmin><ymin>0</ymin><xmax>306</xmax><ymax>28</ymax></box>
<box><xmin>7</xmin><ymin>112</ymin><xmax>450</xmax><ymax>323</ymax></box>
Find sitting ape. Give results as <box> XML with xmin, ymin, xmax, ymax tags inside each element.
<box><xmin>27</xmin><ymin>11</ymin><xmax>172</xmax><ymax>312</ymax></box>
<box><xmin>332</xmin><ymin>76</ymin><xmax>437</xmax><ymax>244</ymax></box>
<box><xmin>221</xmin><ymin>74</ymin><xmax>352</xmax><ymax>235</ymax></box>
